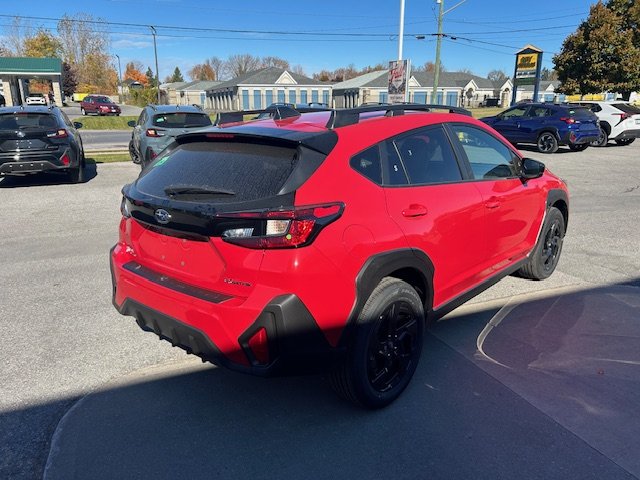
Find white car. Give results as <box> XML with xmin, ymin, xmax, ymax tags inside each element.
<box><xmin>25</xmin><ymin>93</ymin><xmax>47</xmax><ymax>106</ymax></box>
<box><xmin>569</xmin><ymin>101</ymin><xmax>640</xmax><ymax>146</ymax></box>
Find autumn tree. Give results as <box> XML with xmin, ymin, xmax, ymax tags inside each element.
<box><xmin>260</xmin><ymin>56</ymin><xmax>289</xmax><ymax>69</ymax></box>
<box><xmin>124</xmin><ymin>61</ymin><xmax>148</xmax><ymax>86</ymax></box>
<box><xmin>553</xmin><ymin>1</ymin><xmax>640</xmax><ymax>99</ymax></box>
<box><xmin>189</xmin><ymin>63</ymin><xmax>216</xmax><ymax>81</ymax></box>
<box><xmin>487</xmin><ymin>69</ymin><xmax>508</xmax><ymax>83</ymax></box>
<box><xmin>23</xmin><ymin>29</ymin><xmax>62</xmax><ymax>57</ymax></box>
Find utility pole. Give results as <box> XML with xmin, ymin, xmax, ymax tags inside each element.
<box><xmin>150</xmin><ymin>26</ymin><xmax>161</xmax><ymax>104</ymax></box>
<box><xmin>115</xmin><ymin>54</ymin><xmax>122</xmax><ymax>104</ymax></box>
<box><xmin>398</xmin><ymin>0</ymin><xmax>405</xmax><ymax>60</ymax></box>
<box><xmin>432</xmin><ymin>0</ymin><xmax>445</xmax><ymax>104</ymax></box>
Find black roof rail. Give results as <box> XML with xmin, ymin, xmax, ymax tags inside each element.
<box><xmin>214</xmin><ymin>105</ymin><xmax>302</xmax><ymax>126</ymax></box>
<box><xmin>191</xmin><ymin>103</ymin><xmax>203</xmax><ymax>110</ymax></box>
<box><xmin>325</xmin><ymin>103</ymin><xmax>472</xmax><ymax>129</ymax></box>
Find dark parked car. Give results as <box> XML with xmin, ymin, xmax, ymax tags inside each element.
<box><xmin>0</xmin><ymin>106</ymin><xmax>86</xmax><ymax>182</ymax></box>
<box><xmin>127</xmin><ymin>104</ymin><xmax>212</xmax><ymax>167</ymax></box>
<box><xmin>111</xmin><ymin>103</ymin><xmax>568</xmax><ymax>408</ymax></box>
<box><xmin>80</xmin><ymin>95</ymin><xmax>121</xmax><ymax>116</ymax></box>
<box><xmin>481</xmin><ymin>103</ymin><xmax>599</xmax><ymax>153</ymax></box>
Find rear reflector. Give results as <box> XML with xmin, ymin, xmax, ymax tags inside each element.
<box><xmin>61</xmin><ymin>153</ymin><xmax>71</xmax><ymax>166</ymax></box>
<box><xmin>247</xmin><ymin>327</ymin><xmax>269</xmax><ymax>365</ymax></box>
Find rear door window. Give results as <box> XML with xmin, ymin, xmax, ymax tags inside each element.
<box><xmin>136</xmin><ymin>141</ymin><xmax>299</xmax><ymax>202</ymax></box>
<box><xmin>612</xmin><ymin>103</ymin><xmax>640</xmax><ymax>115</ymax></box>
<box><xmin>152</xmin><ymin>113</ymin><xmax>211</xmax><ymax>128</ymax></box>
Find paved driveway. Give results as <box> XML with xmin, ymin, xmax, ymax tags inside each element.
<box><xmin>1</xmin><ymin>142</ymin><xmax>639</xmax><ymax>479</ymax></box>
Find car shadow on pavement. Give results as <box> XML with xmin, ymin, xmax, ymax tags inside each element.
<box><xmin>4</xmin><ymin>281</ymin><xmax>639</xmax><ymax>480</ymax></box>
<box><xmin>517</xmin><ymin>145</ymin><xmax>576</xmax><ymax>155</ymax></box>
<box><xmin>0</xmin><ymin>163</ymin><xmax>97</xmax><ymax>188</ymax></box>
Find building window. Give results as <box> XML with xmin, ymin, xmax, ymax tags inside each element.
<box><xmin>266</xmin><ymin>90</ymin><xmax>273</xmax><ymax>106</ymax></box>
<box><xmin>277</xmin><ymin>89</ymin><xmax>285</xmax><ymax>103</ymax></box>
<box><xmin>311</xmin><ymin>90</ymin><xmax>319</xmax><ymax>103</ymax></box>
<box><xmin>414</xmin><ymin>92</ymin><xmax>427</xmax><ymax>104</ymax></box>
<box><xmin>446</xmin><ymin>92</ymin><xmax>458</xmax><ymax>107</ymax></box>
<box><xmin>242</xmin><ymin>89</ymin><xmax>249</xmax><ymax>110</ymax></box>
<box><xmin>254</xmin><ymin>90</ymin><xmax>262</xmax><ymax>109</ymax></box>
<box><xmin>300</xmin><ymin>90</ymin><xmax>308</xmax><ymax>104</ymax></box>
<box><xmin>289</xmin><ymin>90</ymin><xmax>296</xmax><ymax>104</ymax></box>
<box><xmin>322</xmin><ymin>90</ymin><xmax>330</xmax><ymax>105</ymax></box>
<box><xmin>379</xmin><ymin>91</ymin><xmax>388</xmax><ymax>103</ymax></box>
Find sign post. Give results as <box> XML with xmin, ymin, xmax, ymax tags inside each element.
<box><xmin>388</xmin><ymin>60</ymin><xmax>410</xmax><ymax>104</ymax></box>
<box><xmin>511</xmin><ymin>45</ymin><xmax>543</xmax><ymax>106</ymax></box>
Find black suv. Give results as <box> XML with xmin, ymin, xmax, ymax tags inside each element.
<box><xmin>0</xmin><ymin>106</ymin><xmax>86</xmax><ymax>183</ymax></box>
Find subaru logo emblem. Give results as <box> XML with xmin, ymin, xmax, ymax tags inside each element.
<box><xmin>154</xmin><ymin>209</ymin><xmax>171</xmax><ymax>224</ymax></box>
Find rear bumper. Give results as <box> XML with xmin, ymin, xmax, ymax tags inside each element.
<box><xmin>560</xmin><ymin>130</ymin><xmax>598</xmax><ymax>145</ymax></box>
<box><xmin>0</xmin><ymin>152</ymin><xmax>76</xmax><ymax>175</ymax></box>
<box><xmin>110</xmin><ymin>246</ymin><xmax>344</xmax><ymax>376</ymax></box>
<box><xmin>611</xmin><ymin>128</ymin><xmax>640</xmax><ymax>140</ymax></box>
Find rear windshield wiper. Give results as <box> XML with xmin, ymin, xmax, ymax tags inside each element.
<box><xmin>164</xmin><ymin>185</ymin><xmax>235</xmax><ymax>197</ymax></box>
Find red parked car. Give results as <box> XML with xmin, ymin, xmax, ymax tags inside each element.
<box><xmin>80</xmin><ymin>95</ymin><xmax>121</xmax><ymax>116</ymax></box>
<box><xmin>110</xmin><ymin>104</ymin><xmax>569</xmax><ymax>408</ymax></box>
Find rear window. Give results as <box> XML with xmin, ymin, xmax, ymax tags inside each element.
<box><xmin>94</xmin><ymin>96</ymin><xmax>112</xmax><ymax>103</ymax></box>
<box><xmin>0</xmin><ymin>113</ymin><xmax>58</xmax><ymax>129</ymax></box>
<box><xmin>565</xmin><ymin>107</ymin><xmax>596</xmax><ymax>120</ymax></box>
<box><xmin>613</xmin><ymin>103</ymin><xmax>640</xmax><ymax>115</ymax></box>
<box><xmin>136</xmin><ymin>141</ymin><xmax>298</xmax><ymax>202</ymax></box>
<box><xmin>152</xmin><ymin>113</ymin><xmax>211</xmax><ymax>128</ymax></box>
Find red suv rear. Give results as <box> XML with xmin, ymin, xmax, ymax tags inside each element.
<box><xmin>80</xmin><ymin>95</ymin><xmax>121</xmax><ymax>116</ymax></box>
<box><xmin>111</xmin><ymin>104</ymin><xmax>569</xmax><ymax>408</ymax></box>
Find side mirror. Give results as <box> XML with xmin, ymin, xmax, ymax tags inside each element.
<box><xmin>521</xmin><ymin>158</ymin><xmax>545</xmax><ymax>179</ymax></box>
<box><xmin>73</xmin><ymin>121</ymin><xmax>83</xmax><ymax>129</ymax></box>
<box><xmin>127</xmin><ymin>120</ymin><xmax>136</xmax><ymax>128</ymax></box>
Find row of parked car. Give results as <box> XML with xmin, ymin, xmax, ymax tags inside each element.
<box><xmin>480</xmin><ymin>101</ymin><xmax>640</xmax><ymax>153</ymax></box>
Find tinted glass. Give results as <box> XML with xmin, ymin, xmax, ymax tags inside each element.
<box><xmin>383</xmin><ymin>140</ymin><xmax>409</xmax><ymax>186</ymax></box>
<box><xmin>136</xmin><ymin>141</ymin><xmax>298</xmax><ymax>202</ymax></box>
<box><xmin>95</xmin><ymin>96</ymin><xmax>112</xmax><ymax>103</ymax></box>
<box><xmin>350</xmin><ymin>145</ymin><xmax>382</xmax><ymax>185</ymax></box>
<box><xmin>613</xmin><ymin>103</ymin><xmax>640</xmax><ymax>115</ymax></box>
<box><xmin>565</xmin><ymin>107</ymin><xmax>597</xmax><ymax>121</ymax></box>
<box><xmin>501</xmin><ymin>107</ymin><xmax>528</xmax><ymax>118</ymax></box>
<box><xmin>529</xmin><ymin>106</ymin><xmax>551</xmax><ymax>117</ymax></box>
<box><xmin>394</xmin><ymin>126</ymin><xmax>462</xmax><ymax>185</ymax></box>
<box><xmin>0</xmin><ymin>113</ymin><xmax>58</xmax><ymax>129</ymax></box>
<box><xmin>451</xmin><ymin>124</ymin><xmax>517</xmax><ymax>179</ymax></box>
<box><xmin>152</xmin><ymin>113</ymin><xmax>211</xmax><ymax>128</ymax></box>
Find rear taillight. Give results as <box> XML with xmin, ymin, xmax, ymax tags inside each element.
<box><xmin>47</xmin><ymin>129</ymin><xmax>68</xmax><ymax>138</ymax></box>
<box><xmin>613</xmin><ymin>112</ymin><xmax>632</xmax><ymax>122</ymax></box>
<box><xmin>146</xmin><ymin>128</ymin><xmax>164</xmax><ymax>137</ymax></box>
<box><xmin>559</xmin><ymin>117</ymin><xmax>576</xmax><ymax>124</ymax></box>
<box><xmin>218</xmin><ymin>203</ymin><xmax>344</xmax><ymax>249</ymax></box>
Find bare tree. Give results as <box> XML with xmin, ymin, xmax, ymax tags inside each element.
<box><xmin>291</xmin><ymin>64</ymin><xmax>307</xmax><ymax>76</ymax></box>
<box><xmin>226</xmin><ymin>53</ymin><xmax>261</xmax><ymax>77</ymax></box>
<box><xmin>260</xmin><ymin>56</ymin><xmax>290</xmax><ymax>69</ymax></box>
<box><xmin>2</xmin><ymin>17</ymin><xmax>32</xmax><ymax>56</ymax></box>
<box><xmin>207</xmin><ymin>56</ymin><xmax>228</xmax><ymax>81</ymax></box>
<box><xmin>487</xmin><ymin>69</ymin><xmax>508</xmax><ymax>83</ymax></box>
<box><xmin>57</xmin><ymin>13</ymin><xmax>110</xmax><ymax>66</ymax></box>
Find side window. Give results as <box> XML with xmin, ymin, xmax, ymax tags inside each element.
<box><xmin>137</xmin><ymin>110</ymin><xmax>146</xmax><ymax>126</ymax></box>
<box><xmin>393</xmin><ymin>126</ymin><xmax>462</xmax><ymax>185</ymax></box>
<box><xmin>501</xmin><ymin>106</ymin><xmax>528</xmax><ymax>119</ymax></box>
<box><xmin>61</xmin><ymin>112</ymin><xmax>73</xmax><ymax>127</ymax></box>
<box><xmin>451</xmin><ymin>124</ymin><xmax>518</xmax><ymax>180</ymax></box>
<box><xmin>350</xmin><ymin>145</ymin><xmax>382</xmax><ymax>185</ymax></box>
<box><xmin>383</xmin><ymin>140</ymin><xmax>409</xmax><ymax>186</ymax></box>
<box><xmin>529</xmin><ymin>106</ymin><xmax>550</xmax><ymax>117</ymax></box>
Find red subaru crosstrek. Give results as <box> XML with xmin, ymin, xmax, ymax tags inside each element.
<box><xmin>111</xmin><ymin>104</ymin><xmax>568</xmax><ymax>408</ymax></box>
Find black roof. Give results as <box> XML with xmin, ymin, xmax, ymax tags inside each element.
<box><xmin>0</xmin><ymin>106</ymin><xmax>60</xmax><ymax>114</ymax></box>
<box><xmin>145</xmin><ymin>104</ymin><xmax>205</xmax><ymax>114</ymax></box>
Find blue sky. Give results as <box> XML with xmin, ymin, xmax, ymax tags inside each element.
<box><xmin>3</xmin><ymin>0</ymin><xmax>595</xmax><ymax>80</ymax></box>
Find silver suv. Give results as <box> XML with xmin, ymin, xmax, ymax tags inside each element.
<box><xmin>128</xmin><ymin>104</ymin><xmax>212</xmax><ymax>167</ymax></box>
<box><xmin>569</xmin><ymin>101</ymin><xmax>640</xmax><ymax>147</ymax></box>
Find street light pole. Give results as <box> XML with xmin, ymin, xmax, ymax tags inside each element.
<box><xmin>398</xmin><ymin>0</ymin><xmax>405</xmax><ymax>60</ymax></box>
<box><xmin>150</xmin><ymin>26</ymin><xmax>161</xmax><ymax>104</ymax></box>
<box><xmin>432</xmin><ymin>0</ymin><xmax>445</xmax><ymax>104</ymax></box>
<box><xmin>115</xmin><ymin>54</ymin><xmax>122</xmax><ymax>104</ymax></box>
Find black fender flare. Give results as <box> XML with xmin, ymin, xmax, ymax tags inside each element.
<box><xmin>338</xmin><ymin>248</ymin><xmax>435</xmax><ymax>348</ymax></box>
<box><xmin>546</xmin><ymin>188</ymin><xmax>569</xmax><ymax>229</ymax></box>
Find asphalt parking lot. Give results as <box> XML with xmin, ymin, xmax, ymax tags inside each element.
<box><xmin>1</xmin><ymin>141</ymin><xmax>639</xmax><ymax>479</ymax></box>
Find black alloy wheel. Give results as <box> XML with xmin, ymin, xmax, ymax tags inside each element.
<box><xmin>330</xmin><ymin>277</ymin><xmax>424</xmax><ymax>408</ymax></box>
<box><xmin>518</xmin><ymin>206</ymin><xmax>565</xmax><ymax>280</ymax></box>
<box><xmin>591</xmin><ymin>126</ymin><xmax>608</xmax><ymax>147</ymax></box>
<box><xmin>537</xmin><ymin>132</ymin><xmax>559</xmax><ymax>154</ymax></box>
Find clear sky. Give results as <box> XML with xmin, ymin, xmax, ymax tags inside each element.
<box><xmin>1</xmin><ymin>0</ymin><xmax>596</xmax><ymax>80</ymax></box>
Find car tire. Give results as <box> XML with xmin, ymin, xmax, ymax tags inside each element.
<box><xmin>129</xmin><ymin>141</ymin><xmax>141</xmax><ymax>164</ymax></box>
<box><xmin>80</xmin><ymin>107</ymin><xmax>86</xmax><ymax>116</ymax></box>
<box><xmin>568</xmin><ymin>143</ymin><xmax>589</xmax><ymax>152</ymax></box>
<box><xmin>329</xmin><ymin>277</ymin><xmax>424</xmax><ymax>409</ymax></box>
<box><xmin>615</xmin><ymin>138</ymin><xmax>635</xmax><ymax>146</ymax></box>
<box><xmin>537</xmin><ymin>132</ymin><xmax>559</xmax><ymax>154</ymax></box>
<box><xmin>68</xmin><ymin>164</ymin><xmax>85</xmax><ymax>184</ymax></box>
<box><xmin>518</xmin><ymin>206</ymin><xmax>565</xmax><ymax>280</ymax></box>
<box><xmin>591</xmin><ymin>127</ymin><xmax>609</xmax><ymax>147</ymax></box>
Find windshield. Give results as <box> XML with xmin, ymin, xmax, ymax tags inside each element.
<box><xmin>152</xmin><ymin>113</ymin><xmax>212</xmax><ymax>128</ymax></box>
<box><xmin>0</xmin><ymin>113</ymin><xmax>57</xmax><ymax>130</ymax></box>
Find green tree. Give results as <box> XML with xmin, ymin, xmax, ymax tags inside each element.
<box><xmin>553</xmin><ymin>1</ymin><xmax>640</xmax><ymax>99</ymax></box>
<box><xmin>61</xmin><ymin>61</ymin><xmax>78</xmax><ymax>97</ymax></box>
<box><xmin>145</xmin><ymin>67</ymin><xmax>157</xmax><ymax>87</ymax></box>
<box><xmin>169</xmin><ymin>66</ymin><xmax>184</xmax><ymax>82</ymax></box>
<box><xmin>23</xmin><ymin>29</ymin><xmax>62</xmax><ymax>57</ymax></box>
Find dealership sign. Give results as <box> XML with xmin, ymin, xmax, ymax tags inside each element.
<box><xmin>388</xmin><ymin>60</ymin><xmax>410</xmax><ymax>104</ymax></box>
<box><xmin>511</xmin><ymin>45</ymin><xmax>543</xmax><ymax>105</ymax></box>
